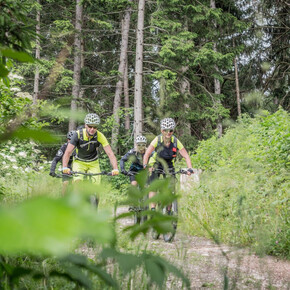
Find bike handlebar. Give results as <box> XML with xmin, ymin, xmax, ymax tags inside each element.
<box><xmin>71</xmin><ymin>171</ymin><xmax>113</xmax><ymax>176</ymax></box>
<box><xmin>122</xmin><ymin>171</ymin><xmax>139</xmax><ymax>176</ymax></box>
<box><xmin>153</xmin><ymin>168</ymin><xmax>193</xmax><ymax>175</ymax></box>
<box><xmin>121</xmin><ymin>168</ymin><xmax>193</xmax><ymax>176</ymax></box>
<box><xmin>53</xmin><ymin>171</ymin><xmax>113</xmax><ymax>178</ymax></box>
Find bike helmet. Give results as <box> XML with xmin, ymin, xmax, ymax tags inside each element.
<box><xmin>160</xmin><ymin>118</ymin><xmax>176</xmax><ymax>130</ymax></box>
<box><xmin>135</xmin><ymin>135</ymin><xmax>147</xmax><ymax>144</ymax></box>
<box><xmin>84</xmin><ymin>113</ymin><xmax>100</xmax><ymax>125</ymax></box>
<box><xmin>66</xmin><ymin>131</ymin><xmax>75</xmax><ymax>140</ymax></box>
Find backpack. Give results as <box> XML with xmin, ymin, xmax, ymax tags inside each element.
<box><xmin>157</xmin><ymin>134</ymin><xmax>178</xmax><ymax>158</ymax></box>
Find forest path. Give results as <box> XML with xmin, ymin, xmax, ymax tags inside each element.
<box><xmin>116</xmin><ymin>206</ymin><xmax>290</xmax><ymax>289</ymax></box>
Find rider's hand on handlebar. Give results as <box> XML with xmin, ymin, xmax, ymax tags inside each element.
<box><xmin>112</xmin><ymin>169</ymin><xmax>119</xmax><ymax>176</ymax></box>
<box><xmin>187</xmin><ymin>168</ymin><xmax>194</xmax><ymax>175</ymax></box>
<box><xmin>62</xmin><ymin>167</ymin><xmax>71</xmax><ymax>175</ymax></box>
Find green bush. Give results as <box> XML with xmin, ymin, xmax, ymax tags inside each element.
<box><xmin>182</xmin><ymin>109</ymin><xmax>289</xmax><ymax>259</ymax></box>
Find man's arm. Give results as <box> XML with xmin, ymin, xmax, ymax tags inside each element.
<box><xmin>50</xmin><ymin>156</ymin><xmax>61</xmax><ymax>175</ymax></box>
<box><xmin>120</xmin><ymin>151</ymin><xmax>130</xmax><ymax>171</ymax></box>
<box><xmin>179</xmin><ymin>148</ymin><xmax>193</xmax><ymax>174</ymax></box>
<box><xmin>62</xmin><ymin>143</ymin><xmax>75</xmax><ymax>169</ymax></box>
<box><xmin>103</xmin><ymin>145</ymin><xmax>118</xmax><ymax>170</ymax></box>
<box><xmin>143</xmin><ymin>144</ymin><xmax>155</xmax><ymax>167</ymax></box>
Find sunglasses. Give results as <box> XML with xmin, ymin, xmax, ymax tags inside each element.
<box><xmin>87</xmin><ymin>125</ymin><xmax>97</xmax><ymax>129</ymax></box>
<box><xmin>137</xmin><ymin>144</ymin><xmax>146</xmax><ymax>147</ymax></box>
<box><xmin>163</xmin><ymin>129</ymin><xmax>174</xmax><ymax>133</ymax></box>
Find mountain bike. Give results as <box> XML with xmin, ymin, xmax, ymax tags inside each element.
<box><xmin>150</xmin><ymin>168</ymin><xmax>192</xmax><ymax>242</ymax></box>
<box><xmin>122</xmin><ymin>171</ymin><xmax>148</xmax><ymax>225</ymax></box>
<box><xmin>54</xmin><ymin>171</ymin><xmax>113</xmax><ymax>207</ymax></box>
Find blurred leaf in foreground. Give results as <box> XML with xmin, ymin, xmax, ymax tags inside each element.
<box><xmin>0</xmin><ymin>193</ymin><xmax>114</xmax><ymax>255</ymax></box>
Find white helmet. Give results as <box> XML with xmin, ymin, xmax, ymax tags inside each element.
<box><xmin>160</xmin><ymin>118</ymin><xmax>176</xmax><ymax>130</ymax></box>
<box><xmin>135</xmin><ymin>135</ymin><xmax>147</xmax><ymax>144</ymax></box>
<box><xmin>84</xmin><ymin>113</ymin><xmax>100</xmax><ymax>125</ymax></box>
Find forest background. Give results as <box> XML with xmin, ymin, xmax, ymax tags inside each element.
<box><xmin>0</xmin><ymin>0</ymin><xmax>289</xmax><ymax>288</ymax></box>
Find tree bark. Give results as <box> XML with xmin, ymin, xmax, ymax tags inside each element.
<box><xmin>111</xmin><ymin>2</ymin><xmax>132</xmax><ymax>151</ymax></box>
<box><xmin>211</xmin><ymin>0</ymin><xmax>222</xmax><ymax>138</ymax></box>
<box><xmin>33</xmin><ymin>0</ymin><xmax>41</xmax><ymax>106</ymax></box>
<box><xmin>234</xmin><ymin>55</ymin><xmax>241</xmax><ymax>117</ymax></box>
<box><xmin>69</xmin><ymin>0</ymin><xmax>83</xmax><ymax>131</ymax></box>
<box><xmin>180</xmin><ymin>65</ymin><xmax>191</xmax><ymax>137</ymax></box>
<box><xmin>124</xmin><ymin>60</ymin><xmax>130</xmax><ymax>132</ymax></box>
<box><xmin>134</xmin><ymin>0</ymin><xmax>145</xmax><ymax>142</ymax></box>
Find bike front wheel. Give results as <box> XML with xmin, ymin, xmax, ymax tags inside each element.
<box><xmin>163</xmin><ymin>200</ymin><xmax>178</xmax><ymax>243</ymax></box>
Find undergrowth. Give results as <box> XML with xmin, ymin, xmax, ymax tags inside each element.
<box><xmin>181</xmin><ymin>109</ymin><xmax>289</xmax><ymax>259</ymax></box>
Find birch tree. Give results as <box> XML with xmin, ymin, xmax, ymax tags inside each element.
<box><xmin>124</xmin><ymin>61</ymin><xmax>130</xmax><ymax>133</ymax></box>
<box><xmin>210</xmin><ymin>0</ymin><xmax>222</xmax><ymax>138</ymax></box>
<box><xmin>33</xmin><ymin>0</ymin><xmax>41</xmax><ymax>106</ymax></box>
<box><xmin>111</xmin><ymin>2</ymin><xmax>132</xmax><ymax>151</ymax></box>
<box><xmin>69</xmin><ymin>0</ymin><xmax>82</xmax><ymax>131</ymax></box>
<box><xmin>133</xmin><ymin>0</ymin><xmax>145</xmax><ymax>140</ymax></box>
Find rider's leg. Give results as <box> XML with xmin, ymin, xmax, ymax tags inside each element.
<box><xmin>86</xmin><ymin>159</ymin><xmax>101</xmax><ymax>185</ymax></box>
<box><xmin>166</xmin><ymin>173</ymin><xmax>176</xmax><ymax>213</ymax></box>
<box><xmin>129</xmin><ymin>173</ymin><xmax>137</xmax><ymax>187</ymax></box>
<box><xmin>61</xmin><ymin>173</ymin><xmax>71</xmax><ymax>195</ymax></box>
<box><xmin>62</xmin><ymin>180</ymin><xmax>69</xmax><ymax>196</ymax></box>
<box><xmin>148</xmin><ymin>171</ymin><xmax>159</xmax><ymax>209</ymax></box>
<box><xmin>149</xmin><ymin>191</ymin><xmax>157</xmax><ymax>209</ymax></box>
<box><xmin>131</xmin><ymin>181</ymin><xmax>138</xmax><ymax>186</ymax></box>
<box><xmin>72</xmin><ymin>159</ymin><xmax>86</xmax><ymax>183</ymax></box>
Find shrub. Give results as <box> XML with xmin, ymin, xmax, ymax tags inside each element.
<box><xmin>182</xmin><ymin>109</ymin><xmax>289</xmax><ymax>259</ymax></box>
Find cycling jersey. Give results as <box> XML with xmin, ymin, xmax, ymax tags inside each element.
<box><xmin>120</xmin><ymin>149</ymin><xmax>144</xmax><ymax>172</ymax></box>
<box><xmin>150</xmin><ymin>135</ymin><xmax>184</xmax><ymax>169</ymax></box>
<box><xmin>70</xmin><ymin>128</ymin><xmax>109</xmax><ymax>162</ymax></box>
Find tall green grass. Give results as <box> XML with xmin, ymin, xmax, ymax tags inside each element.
<box><xmin>181</xmin><ymin>109</ymin><xmax>289</xmax><ymax>259</ymax></box>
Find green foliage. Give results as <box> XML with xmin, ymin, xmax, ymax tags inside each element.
<box><xmin>0</xmin><ymin>140</ymin><xmax>44</xmax><ymax>177</ymax></box>
<box><xmin>0</xmin><ymin>0</ymin><xmax>36</xmax><ymax>85</ymax></box>
<box><xmin>182</xmin><ymin>109</ymin><xmax>290</xmax><ymax>259</ymax></box>
<box><xmin>0</xmin><ymin>168</ymin><xmax>191</xmax><ymax>289</ymax></box>
<box><xmin>192</xmin><ymin>108</ymin><xmax>289</xmax><ymax>170</ymax></box>
<box><xmin>0</xmin><ymin>194</ymin><xmax>114</xmax><ymax>255</ymax></box>
<box><xmin>101</xmin><ymin>248</ymin><xmax>190</xmax><ymax>289</ymax></box>
<box><xmin>0</xmin><ymin>0</ymin><xmax>35</xmax><ymax>51</ymax></box>
<box><xmin>117</xmin><ymin>172</ymin><xmax>179</xmax><ymax>240</ymax></box>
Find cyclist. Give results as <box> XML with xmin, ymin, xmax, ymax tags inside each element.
<box><xmin>143</xmin><ymin>117</ymin><xmax>193</xmax><ymax>211</ymax></box>
<box><xmin>49</xmin><ymin>131</ymin><xmax>75</xmax><ymax>195</ymax></box>
<box><xmin>62</xmin><ymin>113</ymin><xmax>119</xmax><ymax>185</ymax></box>
<box><xmin>120</xmin><ymin>135</ymin><xmax>150</xmax><ymax>186</ymax></box>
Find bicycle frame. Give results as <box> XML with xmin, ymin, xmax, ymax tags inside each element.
<box><xmin>123</xmin><ymin>170</ymin><xmax>148</xmax><ymax>224</ymax></box>
<box><xmin>150</xmin><ymin>168</ymin><xmax>190</xmax><ymax>242</ymax></box>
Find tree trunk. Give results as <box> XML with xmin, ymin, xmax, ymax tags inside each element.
<box><xmin>111</xmin><ymin>2</ymin><xmax>132</xmax><ymax>151</ymax></box>
<box><xmin>33</xmin><ymin>1</ymin><xmax>41</xmax><ymax>106</ymax></box>
<box><xmin>133</xmin><ymin>0</ymin><xmax>145</xmax><ymax>141</ymax></box>
<box><xmin>180</xmin><ymin>65</ymin><xmax>191</xmax><ymax>137</ymax></box>
<box><xmin>214</xmin><ymin>71</ymin><xmax>223</xmax><ymax>138</ymax></box>
<box><xmin>69</xmin><ymin>0</ymin><xmax>83</xmax><ymax>131</ymax></box>
<box><xmin>234</xmin><ymin>55</ymin><xmax>241</xmax><ymax>117</ymax></box>
<box><xmin>211</xmin><ymin>0</ymin><xmax>222</xmax><ymax>138</ymax></box>
<box><xmin>124</xmin><ymin>60</ymin><xmax>130</xmax><ymax>133</ymax></box>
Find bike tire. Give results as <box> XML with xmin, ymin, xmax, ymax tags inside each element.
<box><xmin>134</xmin><ymin>213</ymin><xmax>141</xmax><ymax>224</ymax></box>
<box><xmin>89</xmin><ymin>195</ymin><xmax>99</xmax><ymax>208</ymax></box>
<box><xmin>163</xmin><ymin>199</ymin><xmax>178</xmax><ymax>243</ymax></box>
<box><xmin>151</xmin><ymin>229</ymin><xmax>160</xmax><ymax>240</ymax></box>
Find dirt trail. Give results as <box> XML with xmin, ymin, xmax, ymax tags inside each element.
<box><xmin>116</xmin><ymin>206</ymin><xmax>290</xmax><ymax>289</ymax></box>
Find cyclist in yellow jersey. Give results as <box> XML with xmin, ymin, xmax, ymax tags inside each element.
<box><xmin>143</xmin><ymin>117</ymin><xmax>193</xmax><ymax>210</ymax></box>
<box><xmin>62</xmin><ymin>113</ymin><xmax>119</xmax><ymax>184</ymax></box>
